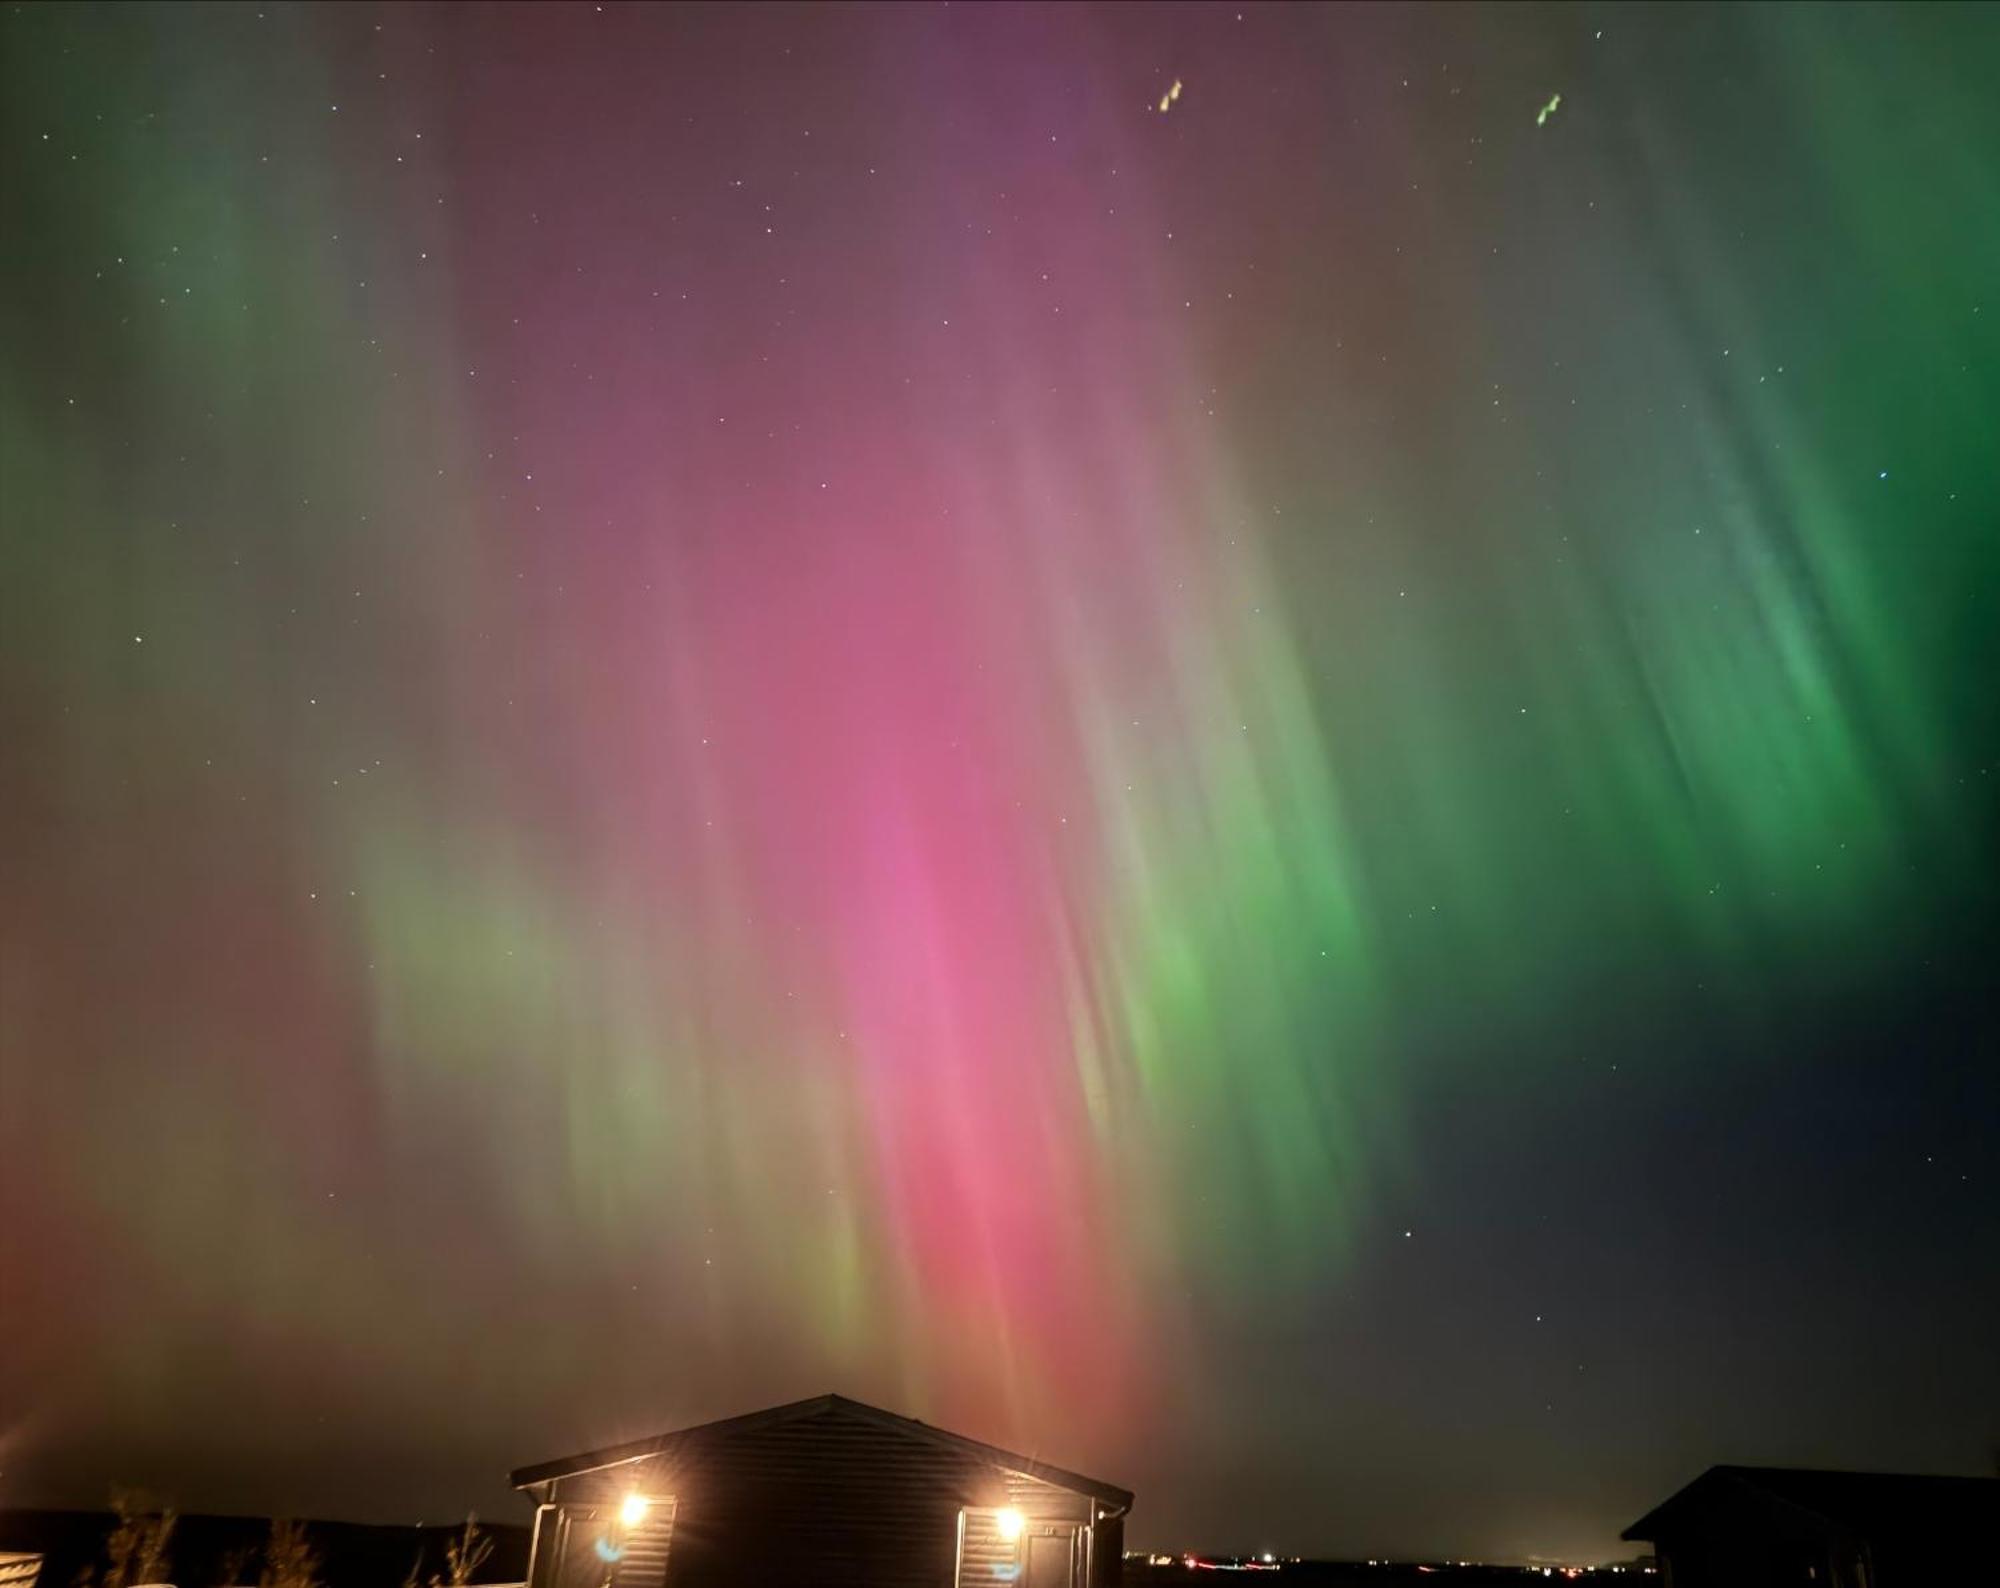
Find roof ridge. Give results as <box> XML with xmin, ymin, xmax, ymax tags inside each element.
<box><xmin>1624</xmin><ymin>1463</ymin><xmax>2000</xmax><ymax>1544</ymax></box>
<box><xmin>507</xmin><ymin>1393</ymin><xmax>1133</xmax><ymax>1512</ymax></box>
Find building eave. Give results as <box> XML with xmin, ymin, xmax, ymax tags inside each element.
<box><xmin>507</xmin><ymin>1393</ymin><xmax>1134</xmax><ymax>1513</ymax></box>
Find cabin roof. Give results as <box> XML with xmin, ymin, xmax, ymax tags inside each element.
<box><xmin>1622</xmin><ymin>1465</ymin><xmax>2000</xmax><ymax>1544</ymax></box>
<box><xmin>509</xmin><ymin>1393</ymin><xmax>1134</xmax><ymax>1513</ymax></box>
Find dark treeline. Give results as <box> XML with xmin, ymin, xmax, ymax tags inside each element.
<box><xmin>0</xmin><ymin>1512</ymin><xmax>528</xmax><ymax>1588</ymax></box>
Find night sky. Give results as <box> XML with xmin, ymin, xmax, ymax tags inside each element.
<box><xmin>3</xmin><ymin>0</ymin><xmax>1997</xmax><ymax>1568</ymax></box>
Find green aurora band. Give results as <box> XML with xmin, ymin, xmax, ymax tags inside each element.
<box><xmin>1</xmin><ymin>2</ymin><xmax>1995</xmax><ymax>1545</ymax></box>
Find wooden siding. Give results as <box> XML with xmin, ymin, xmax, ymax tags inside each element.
<box><xmin>541</xmin><ymin>1401</ymin><xmax>1112</xmax><ymax>1588</ymax></box>
<box><xmin>0</xmin><ymin>1556</ymin><xmax>41</xmax><ymax>1588</ymax></box>
<box><xmin>958</xmin><ymin>1512</ymin><xmax>1089</xmax><ymax>1588</ymax></box>
<box><xmin>610</xmin><ymin>1507</ymin><xmax>675</xmax><ymax>1588</ymax></box>
<box><xmin>529</xmin><ymin>1499</ymin><xmax>676</xmax><ymax>1588</ymax></box>
<box><xmin>957</xmin><ymin>1509</ymin><xmax>1028</xmax><ymax>1588</ymax></box>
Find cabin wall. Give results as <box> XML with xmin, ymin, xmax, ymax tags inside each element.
<box><xmin>1653</xmin><ymin>1525</ymin><xmax>1868</xmax><ymax>1588</ymax></box>
<box><xmin>1089</xmin><ymin>1513</ymin><xmax>1123</xmax><ymax>1588</ymax></box>
<box><xmin>1632</xmin><ymin>1473</ymin><xmax>2000</xmax><ymax>1588</ymax></box>
<box><xmin>1865</xmin><ymin>1536</ymin><xmax>1990</xmax><ymax>1588</ymax></box>
<box><xmin>537</xmin><ymin>1413</ymin><xmax>1107</xmax><ymax>1588</ymax></box>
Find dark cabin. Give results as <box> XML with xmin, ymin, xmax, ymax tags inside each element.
<box><xmin>1621</xmin><ymin>1465</ymin><xmax>2000</xmax><ymax>1588</ymax></box>
<box><xmin>510</xmin><ymin>1394</ymin><xmax>1132</xmax><ymax>1588</ymax></box>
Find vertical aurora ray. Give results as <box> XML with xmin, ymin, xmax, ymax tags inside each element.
<box><xmin>3</xmin><ymin>1</ymin><xmax>1997</xmax><ymax>1547</ymax></box>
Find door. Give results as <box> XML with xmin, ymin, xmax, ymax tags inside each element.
<box><xmin>544</xmin><ymin>1499</ymin><xmax>677</xmax><ymax>1588</ymax></box>
<box><xmin>955</xmin><ymin>1511</ymin><xmax>1080</xmax><ymax>1588</ymax></box>
<box><xmin>1023</xmin><ymin>1525</ymin><xmax>1079</xmax><ymax>1588</ymax></box>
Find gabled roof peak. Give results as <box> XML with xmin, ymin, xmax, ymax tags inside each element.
<box><xmin>509</xmin><ymin>1393</ymin><xmax>1133</xmax><ymax>1513</ymax></box>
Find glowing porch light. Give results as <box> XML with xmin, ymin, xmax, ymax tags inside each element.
<box><xmin>618</xmin><ymin>1494</ymin><xmax>651</xmax><ymax>1528</ymax></box>
<box><xmin>994</xmin><ymin>1508</ymin><xmax>1025</xmax><ymax>1543</ymax></box>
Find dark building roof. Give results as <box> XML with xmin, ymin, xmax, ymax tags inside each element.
<box><xmin>509</xmin><ymin>1392</ymin><xmax>1133</xmax><ymax>1513</ymax></box>
<box><xmin>1622</xmin><ymin>1465</ymin><xmax>2000</xmax><ymax>1545</ymax></box>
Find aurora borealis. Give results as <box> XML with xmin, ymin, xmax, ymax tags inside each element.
<box><xmin>2</xmin><ymin>0</ymin><xmax>1997</xmax><ymax>1566</ymax></box>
